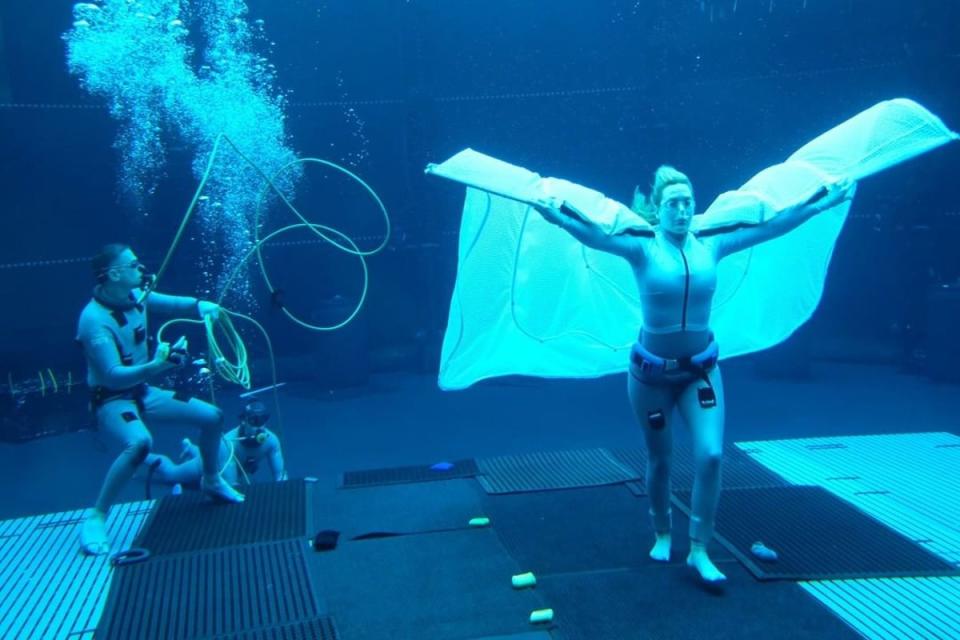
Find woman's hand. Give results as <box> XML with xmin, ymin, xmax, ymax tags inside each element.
<box><xmin>630</xmin><ymin>186</ymin><xmax>647</xmax><ymax>213</ymax></box>
<box><xmin>533</xmin><ymin>197</ymin><xmax>561</xmax><ymax>213</ymax></box>
<box><xmin>815</xmin><ymin>178</ymin><xmax>856</xmax><ymax>212</ymax></box>
<box><xmin>532</xmin><ymin>197</ymin><xmax>565</xmax><ymax>226</ymax></box>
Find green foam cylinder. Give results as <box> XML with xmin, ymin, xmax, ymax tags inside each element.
<box><xmin>529</xmin><ymin>608</ymin><xmax>554</xmax><ymax>624</ymax></box>
<box><xmin>511</xmin><ymin>572</ymin><xmax>536</xmax><ymax>589</ymax></box>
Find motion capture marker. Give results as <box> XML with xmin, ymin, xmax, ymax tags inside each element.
<box><xmin>529</xmin><ymin>608</ymin><xmax>554</xmax><ymax>624</ymax></box>
<box><xmin>512</xmin><ymin>572</ymin><xmax>537</xmax><ymax>589</ymax></box>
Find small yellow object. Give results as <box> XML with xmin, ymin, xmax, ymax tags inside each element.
<box><xmin>511</xmin><ymin>572</ymin><xmax>536</xmax><ymax>589</ymax></box>
<box><xmin>529</xmin><ymin>608</ymin><xmax>554</xmax><ymax>624</ymax></box>
<box><xmin>468</xmin><ymin>517</ymin><xmax>490</xmax><ymax>527</ymax></box>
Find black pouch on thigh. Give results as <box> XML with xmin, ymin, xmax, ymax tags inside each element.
<box><xmin>647</xmin><ymin>409</ymin><xmax>667</xmax><ymax>430</ymax></box>
<box><xmin>697</xmin><ymin>385</ymin><xmax>717</xmax><ymax>408</ymax></box>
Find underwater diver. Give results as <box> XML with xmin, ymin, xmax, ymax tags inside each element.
<box><xmin>76</xmin><ymin>243</ymin><xmax>245</xmax><ymax>556</ymax></box>
<box><xmin>533</xmin><ymin>168</ymin><xmax>854</xmax><ymax>584</ymax></box>
<box><xmin>144</xmin><ymin>399</ymin><xmax>287</xmax><ymax>489</ymax></box>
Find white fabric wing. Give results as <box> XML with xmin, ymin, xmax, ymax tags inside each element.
<box><xmin>429</xmin><ymin>99</ymin><xmax>958</xmax><ymax>390</ymax></box>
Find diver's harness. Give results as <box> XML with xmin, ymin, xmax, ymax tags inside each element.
<box><xmin>90</xmin><ymin>383</ymin><xmax>148</xmax><ymax>413</ymax></box>
<box><xmin>629</xmin><ymin>336</ymin><xmax>719</xmax><ymax>410</ymax></box>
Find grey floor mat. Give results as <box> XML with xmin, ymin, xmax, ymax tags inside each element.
<box><xmin>482</xmin><ymin>484</ymin><xmax>733</xmax><ymax>575</ymax></box>
<box><xmin>539</xmin><ymin>564</ymin><xmax>862</xmax><ymax>640</ymax></box>
<box><xmin>311</xmin><ymin>528</ymin><xmax>548</xmax><ymax>640</ymax></box>
<box><xmin>315</xmin><ymin>478</ymin><xmax>487</xmax><ymax>538</ymax></box>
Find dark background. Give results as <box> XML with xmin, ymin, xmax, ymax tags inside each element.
<box><xmin>1</xmin><ymin>0</ymin><xmax>959</xmax><ymax>391</ymax></box>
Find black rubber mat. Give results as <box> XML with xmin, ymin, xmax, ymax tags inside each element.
<box><xmin>310</xmin><ymin>528</ymin><xmax>547</xmax><ymax>640</ymax></box>
<box><xmin>97</xmin><ymin>539</ymin><xmax>328</xmax><ymax>640</ymax></box>
<box><xmin>612</xmin><ymin>444</ymin><xmax>789</xmax><ymax>494</ymax></box>
<box><xmin>340</xmin><ymin>458</ymin><xmax>479</xmax><ymax>488</ymax></box>
<box><xmin>673</xmin><ymin>485</ymin><xmax>960</xmax><ymax>580</ymax></box>
<box><xmin>538</xmin><ymin>563</ymin><xmax>862</xmax><ymax>640</ymax></box>
<box><xmin>477</xmin><ymin>448</ymin><xmax>638</xmax><ymax>494</ymax></box>
<box><xmin>482</xmin><ymin>484</ymin><xmax>733</xmax><ymax>575</ymax></box>
<box><xmin>134</xmin><ymin>479</ymin><xmax>308</xmax><ymax>555</ymax></box>
<box><xmin>316</xmin><ymin>478</ymin><xmax>486</xmax><ymax>538</ymax></box>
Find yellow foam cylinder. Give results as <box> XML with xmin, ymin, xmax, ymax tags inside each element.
<box><xmin>469</xmin><ymin>517</ymin><xmax>490</xmax><ymax>527</ymax></box>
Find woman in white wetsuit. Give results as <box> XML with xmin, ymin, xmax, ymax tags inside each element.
<box><xmin>535</xmin><ymin>166</ymin><xmax>854</xmax><ymax>584</ymax></box>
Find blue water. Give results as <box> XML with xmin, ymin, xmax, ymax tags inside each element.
<box><xmin>0</xmin><ymin>0</ymin><xmax>955</xmax><ymax>493</ymax></box>
<box><xmin>1</xmin><ymin>3</ymin><xmax>959</xmax><ymax>639</ymax></box>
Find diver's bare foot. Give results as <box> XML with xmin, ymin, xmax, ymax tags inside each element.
<box><xmin>649</xmin><ymin>533</ymin><xmax>672</xmax><ymax>562</ymax></box>
<box><xmin>201</xmin><ymin>475</ymin><xmax>245</xmax><ymax>503</ymax></box>
<box><xmin>79</xmin><ymin>511</ymin><xmax>110</xmax><ymax>556</ymax></box>
<box><xmin>180</xmin><ymin>438</ymin><xmax>200</xmax><ymax>461</ymax></box>
<box><xmin>687</xmin><ymin>544</ymin><xmax>727</xmax><ymax>584</ymax></box>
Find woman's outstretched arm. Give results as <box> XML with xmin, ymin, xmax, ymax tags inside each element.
<box><xmin>532</xmin><ymin>198</ymin><xmax>649</xmax><ymax>261</ymax></box>
<box><xmin>707</xmin><ymin>179</ymin><xmax>856</xmax><ymax>260</ymax></box>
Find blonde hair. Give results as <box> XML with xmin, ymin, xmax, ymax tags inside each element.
<box><xmin>630</xmin><ymin>165</ymin><xmax>693</xmax><ymax>226</ymax></box>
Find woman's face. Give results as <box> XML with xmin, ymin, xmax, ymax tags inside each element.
<box><xmin>658</xmin><ymin>183</ymin><xmax>695</xmax><ymax>235</ymax></box>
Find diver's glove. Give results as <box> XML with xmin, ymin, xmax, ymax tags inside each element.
<box><xmin>165</xmin><ymin>336</ymin><xmax>190</xmax><ymax>366</ymax></box>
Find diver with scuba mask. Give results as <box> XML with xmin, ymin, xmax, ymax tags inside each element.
<box><xmin>144</xmin><ymin>399</ymin><xmax>287</xmax><ymax>489</ymax></box>
<box><xmin>76</xmin><ymin>243</ymin><xmax>245</xmax><ymax>556</ymax></box>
